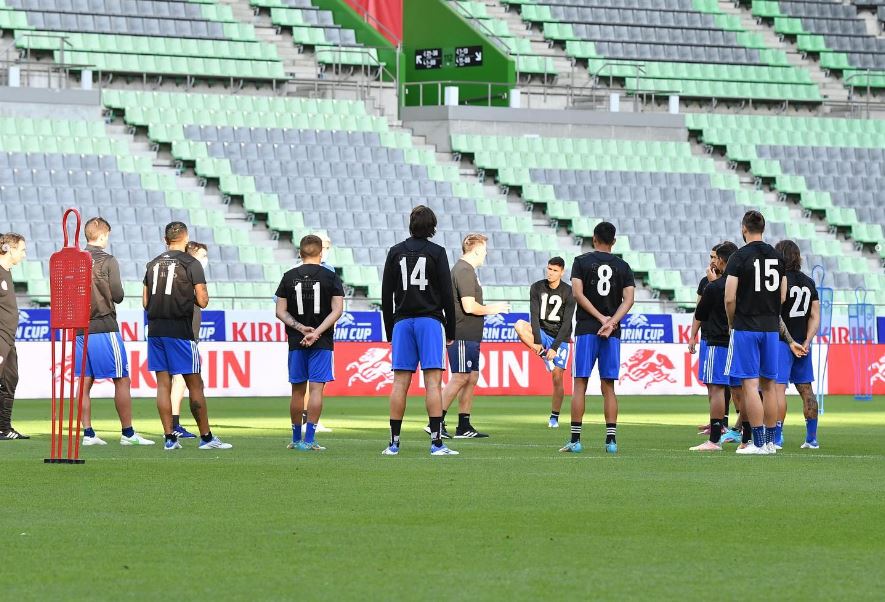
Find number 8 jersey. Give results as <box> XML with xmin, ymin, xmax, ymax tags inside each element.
<box><xmin>570</xmin><ymin>251</ymin><xmax>635</xmax><ymax>337</ymax></box>
<box><xmin>723</xmin><ymin>241</ymin><xmax>785</xmax><ymax>332</ymax></box>
<box><xmin>143</xmin><ymin>250</ymin><xmax>206</xmax><ymax>340</ymax></box>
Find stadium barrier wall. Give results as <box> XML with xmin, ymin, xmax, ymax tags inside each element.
<box><xmin>14</xmin><ymin>341</ymin><xmax>884</xmax><ymax>399</ymax></box>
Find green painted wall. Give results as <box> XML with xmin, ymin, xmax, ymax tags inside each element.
<box><xmin>312</xmin><ymin>0</ymin><xmax>402</xmax><ymax>82</ymax></box>
<box><xmin>403</xmin><ymin>0</ymin><xmax>515</xmax><ymax>107</ymax></box>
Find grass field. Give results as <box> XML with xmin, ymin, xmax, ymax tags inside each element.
<box><xmin>4</xmin><ymin>394</ymin><xmax>884</xmax><ymax>600</ymax></box>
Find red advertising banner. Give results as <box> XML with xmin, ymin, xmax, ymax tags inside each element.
<box><xmin>344</xmin><ymin>0</ymin><xmax>402</xmax><ymax>44</ymax></box>
<box><xmin>825</xmin><ymin>344</ymin><xmax>885</xmax><ymax>395</ymax></box>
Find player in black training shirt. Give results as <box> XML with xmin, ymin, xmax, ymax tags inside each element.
<box><xmin>515</xmin><ymin>257</ymin><xmax>576</xmax><ymax>428</ymax></box>
<box><xmin>0</xmin><ymin>233</ymin><xmax>27</xmax><ymax>440</ymax></box>
<box><xmin>565</xmin><ymin>222</ymin><xmax>634</xmax><ymax>454</ymax></box>
<box><xmin>724</xmin><ymin>211</ymin><xmax>787</xmax><ymax>455</ymax></box>
<box><xmin>690</xmin><ymin>243</ymin><xmax>738</xmax><ymax>441</ymax></box>
<box><xmin>144</xmin><ymin>222</ymin><xmax>231</xmax><ymax>451</ymax></box>
<box><xmin>688</xmin><ymin>242</ymin><xmax>743</xmax><ymax>451</ymax></box>
<box><xmin>76</xmin><ymin>218</ymin><xmax>154</xmax><ymax>447</ymax></box>
<box><xmin>380</xmin><ymin>205</ymin><xmax>458</xmax><ymax>456</ymax></box>
<box><xmin>275</xmin><ymin>235</ymin><xmax>344</xmax><ymax>451</ymax></box>
<box><xmin>773</xmin><ymin>240</ymin><xmax>821</xmax><ymax>449</ymax></box>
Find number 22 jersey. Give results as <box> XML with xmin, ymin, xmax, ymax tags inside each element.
<box><xmin>570</xmin><ymin>251</ymin><xmax>635</xmax><ymax>338</ymax></box>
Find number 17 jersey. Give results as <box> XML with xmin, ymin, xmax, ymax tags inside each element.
<box><xmin>381</xmin><ymin>237</ymin><xmax>456</xmax><ymax>341</ymax></box>
<box><xmin>570</xmin><ymin>251</ymin><xmax>635</xmax><ymax>338</ymax></box>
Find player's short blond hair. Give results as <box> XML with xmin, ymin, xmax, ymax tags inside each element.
<box><xmin>461</xmin><ymin>233</ymin><xmax>488</xmax><ymax>254</ymax></box>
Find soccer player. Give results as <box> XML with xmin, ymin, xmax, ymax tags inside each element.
<box><xmin>0</xmin><ymin>233</ymin><xmax>28</xmax><ymax>440</ymax></box>
<box><xmin>514</xmin><ymin>256</ymin><xmax>576</xmax><ymax>428</ymax></box>
<box><xmin>688</xmin><ymin>242</ymin><xmax>740</xmax><ymax>451</ymax></box>
<box><xmin>169</xmin><ymin>241</ymin><xmax>208</xmax><ymax>439</ymax></box>
<box><xmin>144</xmin><ymin>222</ymin><xmax>231</xmax><ymax>451</ymax></box>
<box><xmin>380</xmin><ymin>205</ymin><xmax>458</xmax><ymax>456</ymax></box>
<box><xmin>724</xmin><ymin>210</ymin><xmax>787</xmax><ymax>455</ymax></box>
<box><xmin>275</xmin><ymin>235</ymin><xmax>344</xmax><ymax>451</ymax></box>
<box><xmin>774</xmin><ymin>240</ymin><xmax>821</xmax><ymax>449</ymax></box>
<box><xmin>437</xmin><ymin>233</ymin><xmax>508</xmax><ymax>439</ymax></box>
<box><xmin>563</xmin><ymin>222</ymin><xmax>634</xmax><ymax>454</ymax></box>
<box><xmin>76</xmin><ymin>218</ymin><xmax>153</xmax><ymax>446</ymax></box>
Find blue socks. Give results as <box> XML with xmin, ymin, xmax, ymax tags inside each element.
<box><xmin>806</xmin><ymin>418</ymin><xmax>818</xmax><ymax>442</ymax></box>
<box><xmin>752</xmin><ymin>426</ymin><xmax>765</xmax><ymax>448</ymax></box>
<box><xmin>305</xmin><ymin>423</ymin><xmax>317</xmax><ymax>444</ymax></box>
<box><xmin>774</xmin><ymin>421</ymin><xmax>783</xmax><ymax>445</ymax></box>
<box><xmin>292</xmin><ymin>424</ymin><xmax>302</xmax><ymax>443</ymax></box>
<box><xmin>122</xmin><ymin>426</ymin><xmax>134</xmax><ymax>438</ymax></box>
<box><xmin>84</xmin><ymin>427</ymin><xmax>95</xmax><ymax>438</ymax></box>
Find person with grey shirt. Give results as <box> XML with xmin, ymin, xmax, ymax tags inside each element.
<box><xmin>0</xmin><ymin>232</ymin><xmax>28</xmax><ymax>440</ymax></box>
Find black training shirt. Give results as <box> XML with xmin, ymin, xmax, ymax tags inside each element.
<box><xmin>144</xmin><ymin>250</ymin><xmax>206</xmax><ymax>340</ymax></box>
<box><xmin>276</xmin><ymin>263</ymin><xmax>345</xmax><ymax>351</ymax></box>
<box><xmin>724</xmin><ymin>241</ymin><xmax>784</xmax><ymax>332</ymax></box>
<box><xmin>529</xmin><ymin>279</ymin><xmax>575</xmax><ymax>349</ymax></box>
<box><xmin>85</xmin><ymin>245</ymin><xmax>124</xmax><ymax>335</ymax></box>
<box><xmin>781</xmin><ymin>270</ymin><xmax>819</xmax><ymax>344</ymax></box>
<box><xmin>694</xmin><ymin>277</ymin><xmax>730</xmax><ymax>347</ymax></box>
<box><xmin>571</xmin><ymin>251</ymin><xmax>635</xmax><ymax>338</ymax></box>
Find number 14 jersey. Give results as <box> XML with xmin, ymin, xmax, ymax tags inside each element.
<box><xmin>570</xmin><ymin>251</ymin><xmax>635</xmax><ymax>338</ymax></box>
<box><xmin>381</xmin><ymin>237</ymin><xmax>457</xmax><ymax>342</ymax></box>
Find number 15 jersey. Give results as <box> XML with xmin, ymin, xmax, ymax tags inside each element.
<box><xmin>724</xmin><ymin>241</ymin><xmax>785</xmax><ymax>332</ymax></box>
<box><xmin>571</xmin><ymin>251</ymin><xmax>635</xmax><ymax>338</ymax></box>
<box><xmin>381</xmin><ymin>237</ymin><xmax>457</xmax><ymax>342</ymax></box>
<box><xmin>143</xmin><ymin>250</ymin><xmax>206</xmax><ymax>340</ymax></box>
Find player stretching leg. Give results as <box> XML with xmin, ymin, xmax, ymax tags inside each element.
<box><xmin>436</xmin><ymin>233</ymin><xmax>508</xmax><ymax>439</ymax></box>
<box><xmin>724</xmin><ymin>211</ymin><xmax>788</xmax><ymax>455</ymax></box>
<box><xmin>275</xmin><ymin>235</ymin><xmax>344</xmax><ymax>451</ymax></box>
<box><xmin>774</xmin><ymin>240</ymin><xmax>821</xmax><ymax>450</ymax></box>
<box><xmin>514</xmin><ymin>257</ymin><xmax>576</xmax><ymax>428</ymax></box>
<box><xmin>688</xmin><ymin>242</ymin><xmax>740</xmax><ymax>451</ymax></box>
<box><xmin>563</xmin><ymin>222</ymin><xmax>634</xmax><ymax>454</ymax></box>
<box><xmin>169</xmin><ymin>241</ymin><xmax>208</xmax><ymax>440</ymax></box>
<box><xmin>76</xmin><ymin>218</ymin><xmax>153</xmax><ymax>446</ymax></box>
<box><xmin>0</xmin><ymin>233</ymin><xmax>28</xmax><ymax>440</ymax></box>
<box><xmin>144</xmin><ymin>222</ymin><xmax>231</xmax><ymax>451</ymax></box>
<box><xmin>381</xmin><ymin>206</ymin><xmax>458</xmax><ymax>456</ymax></box>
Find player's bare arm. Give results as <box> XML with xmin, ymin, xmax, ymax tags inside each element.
<box><xmin>724</xmin><ymin>275</ymin><xmax>738</xmax><ymax>329</ymax></box>
<box><xmin>274</xmin><ymin>297</ymin><xmax>313</xmax><ymax>335</ymax></box>
<box><xmin>599</xmin><ymin>286</ymin><xmax>635</xmax><ymax>338</ymax></box>
<box><xmin>194</xmin><ymin>282</ymin><xmax>209</xmax><ymax>309</ymax></box>
<box><xmin>689</xmin><ymin>317</ymin><xmax>702</xmax><ymax>354</ymax></box>
<box><xmin>142</xmin><ymin>284</ymin><xmax>149</xmax><ymax>310</ymax></box>
<box><xmin>805</xmin><ymin>299</ymin><xmax>821</xmax><ymax>352</ymax></box>
<box><xmin>301</xmin><ymin>296</ymin><xmax>344</xmax><ymax>347</ymax></box>
<box><xmin>460</xmin><ymin>296</ymin><xmax>509</xmax><ymax>316</ymax></box>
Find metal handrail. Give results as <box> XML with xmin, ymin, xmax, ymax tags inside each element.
<box><xmin>844</xmin><ymin>69</ymin><xmax>874</xmax><ymax>119</ymax></box>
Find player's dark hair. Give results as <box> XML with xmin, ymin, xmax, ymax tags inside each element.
<box><xmin>593</xmin><ymin>222</ymin><xmax>616</xmax><ymax>246</ymax></box>
<box><xmin>409</xmin><ymin>205</ymin><xmax>437</xmax><ymax>239</ymax></box>
<box><xmin>164</xmin><ymin>221</ymin><xmax>188</xmax><ymax>243</ymax></box>
<box><xmin>186</xmin><ymin>241</ymin><xmax>208</xmax><ymax>256</ymax></box>
<box><xmin>715</xmin><ymin>241</ymin><xmax>738</xmax><ymax>263</ymax></box>
<box><xmin>548</xmin><ymin>256</ymin><xmax>565</xmax><ymax>269</ymax></box>
<box><xmin>775</xmin><ymin>239</ymin><xmax>802</xmax><ymax>272</ymax></box>
<box><xmin>741</xmin><ymin>210</ymin><xmax>766</xmax><ymax>234</ymax></box>
<box><xmin>0</xmin><ymin>232</ymin><xmax>25</xmax><ymax>254</ymax></box>
<box><xmin>299</xmin><ymin>234</ymin><xmax>323</xmax><ymax>258</ymax></box>
<box><xmin>84</xmin><ymin>217</ymin><xmax>111</xmax><ymax>242</ymax></box>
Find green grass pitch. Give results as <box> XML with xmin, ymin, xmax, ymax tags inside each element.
<box><xmin>4</xmin><ymin>395</ymin><xmax>884</xmax><ymax>600</ymax></box>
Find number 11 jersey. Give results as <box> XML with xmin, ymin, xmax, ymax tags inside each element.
<box><xmin>381</xmin><ymin>237</ymin><xmax>456</xmax><ymax>342</ymax></box>
<box><xmin>570</xmin><ymin>251</ymin><xmax>635</xmax><ymax>338</ymax></box>
<box><xmin>143</xmin><ymin>250</ymin><xmax>206</xmax><ymax>340</ymax></box>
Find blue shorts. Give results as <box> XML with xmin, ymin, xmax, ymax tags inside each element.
<box><xmin>74</xmin><ymin>332</ymin><xmax>128</xmax><ymax>379</ymax></box>
<box><xmin>776</xmin><ymin>341</ymin><xmax>814</xmax><ymax>385</ymax></box>
<box><xmin>540</xmin><ymin>331</ymin><xmax>569</xmax><ymax>371</ymax></box>
<box><xmin>725</xmin><ymin>330</ymin><xmax>779</xmax><ymax>381</ymax></box>
<box><xmin>696</xmin><ymin>339</ymin><xmax>708</xmax><ymax>383</ymax></box>
<box><xmin>700</xmin><ymin>344</ymin><xmax>740</xmax><ymax>387</ymax></box>
<box><xmin>574</xmin><ymin>334</ymin><xmax>620</xmax><ymax>380</ymax></box>
<box><xmin>447</xmin><ymin>340</ymin><xmax>481</xmax><ymax>373</ymax></box>
<box><xmin>391</xmin><ymin>317</ymin><xmax>446</xmax><ymax>372</ymax></box>
<box><xmin>147</xmin><ymin>337</ymin><xmax>201</xmax><ymax>376</ymax></box>
<box><xmin>288</xmin><ymin>348</ymin><xmax>334</xmax><ymax>384</ymax></box>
